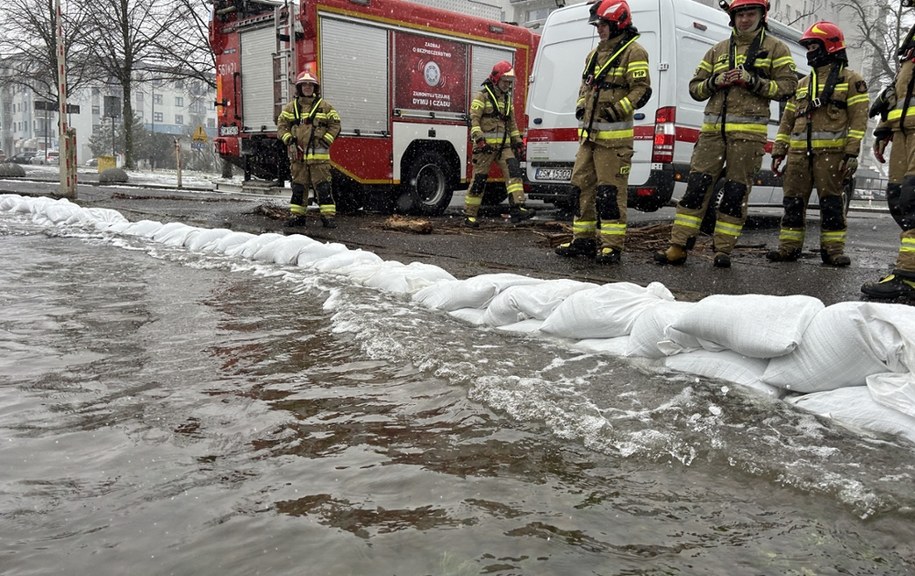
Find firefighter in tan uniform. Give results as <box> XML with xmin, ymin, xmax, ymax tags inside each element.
<box><xmin>465</xmin><ymin>61</ymin><xmax>534</xmax><ymax>227</ymax></box>
<box><xmin>768</xmin><ymin>22</ymin><xmax>868</xmax><ymax>267</ymax></box>
<box><xmin>276</xmin><ymin>70</ymin><xmax>342</xmax><ymax>229</ymax></box>
<box><xmin>554</xmin><ymin>0</ymin><xmax>651</xmax><ymax>265</ymax></box>
<box><xmin>655</xmin><ymin>0</ymin><xmax>797</xmax><ymax>268</ymax></box>
<box><xmin>861</xmin><ymin>12</ymin><xmax>915</xmax><ymax>300</ymax></box>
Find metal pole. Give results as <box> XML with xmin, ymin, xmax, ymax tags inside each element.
<box><xmin>56</xmin><ymin>0</ymin><xmax>75</xmax><ymax>198</ymax></box>
<box><xmin>175</xmin><ymin>138</ymin><xmax>182</xmax><ymax>189</ymax></box>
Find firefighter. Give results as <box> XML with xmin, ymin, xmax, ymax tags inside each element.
<box><xmin>767</xmin><ymin>22</ymin><xmax>868</xmax><ymax>267</ymax></box>
<box><xmin>654</xmin><ymin>0</ymin><xmax>797</xmax><ymax>268</ymax></box>
<box><xmin>276</xmin><ymin>70</ymin><xmax>342</xmax><ymax>228</ymax></box>
<box><xmin>554</xmin><ymin>0</ymin><xmax>651</xmax><ymax>264</ymax></box>
<box><xmin>860</xmin><ymin>9</ymin><xmax>915</xmax><ymax>300</ymax></box>
<box><xmin>465</xmin><ymin>61</ymin><xmax>534</xmax><ymax>227</ymax></box>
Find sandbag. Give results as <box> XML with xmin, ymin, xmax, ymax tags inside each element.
<box><xmin>867</xmin><ymin>372</ymin><xmax>915</xmax><ymax>419</ymax></box>
<box><xmin>663</xmin><ymin>349</ymin><xmax>779</xmax><ymax>397</ymax></box>
<box><xmin>413</xmin><ymin>273</ymin><xmax>542</xmax><ymax>312</ymax></box>
<box><xmin>540</xmin><ymin>282</ymin><xmax>674</xmax><ymax>339</ymax></box>
<box><xmin>667</xmin><ymin>294</ymin><xmax>823</xmax><ymax>358</ymax></box>
<box><xmin>626</xmin><ymin>300</ymin><xmax>696</xmax><ymax>358</ymax></box>
<box><xmin>761</xmin><ymin>302</ymin><xmax>892</xmax><ymax>393</ymax></box>
<box><xmin>482</xmin><ymin>279</ymin><xmax>597</xmax><ymax>327</ymax></box>
<box><xmin>788</xmin><ymin>386</ymin><xmax>915</xmax><ymax>444</ymax></box>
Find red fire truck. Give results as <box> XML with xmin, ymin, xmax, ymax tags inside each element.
<box><xmin>209</xmin><ymin>0</ymin><xmax>539</xmax><ymax>215</ymax></box>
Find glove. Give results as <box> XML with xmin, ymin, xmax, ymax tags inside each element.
<box><xmin>840</xmin><ymin>155</ymin><xmax>858</xmax><ymax>178</ymax></box>
<box><xmin>770</xmin><ymin>155</ymin><xmax>785</xmax><ymax>177</ymax></box>
<box><xmin>712</xmin><ymin>73</ymin><xmax>730</xmax><ymax>90</ymax></box>
<box><xmin>285</xmin><ymin>136</ymin><xmax>297</xmax><ymax>147</ymax></box>
<box><xmin>473</xmin><ymin>138</ymin><xmax>492</xmax><ymax>154</ymax></box>
<box><xmin>511</xmin><ymin>141</ymin><xmax>524</xmax><ymax>161</ymax></box>
<box><xmin>732</xmin><ymin>68</ymin><xmax>761</xmax><ymax>91</ymax></box>
<box><xmin>873</xmin><ymin>137</ymin><xmax>890</xmax><ymax>164</ymax></box>
<box><xmin>575</xmin><ymin>106</ymin><xmax>585</xmax><ymax>120</ymax></box>
<box><xmin>601</xmin><ymin>103</ymin><xmax>622</xmax><ymax>123</ymax></box>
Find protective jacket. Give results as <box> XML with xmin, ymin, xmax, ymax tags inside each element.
<box><xmin>277</xmin><ymin>95</ymin><xmax>341</xmax><ymax>163</ymax></box>
<box><xmin>874</xmin><ymin>58</ymin><xmax>915</xmax><ymax>138</ymax></box>
<box><xmin>689</xmin><ymin>27</ymin><xmax>797</xmax><ymax>143</ymax></box>
<box><xmin>576</xmin><ymin>30</ymin><xmax>651</xmax><ymax>149</ymax></box>
<box><xmin>469</xmin><ymin>83</ymin><xmax>521</xmax><ymax>149</ymax></box>
<box><xmin>773</xmin><ymin>64</ymin><xmax>869</xmax><ymax>158</ymax></box>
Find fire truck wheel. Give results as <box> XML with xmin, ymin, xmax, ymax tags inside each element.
<box><xmin>403</xmin><ymin>151</ymin><xmax>454</xmax><ymax>216</ymax></box>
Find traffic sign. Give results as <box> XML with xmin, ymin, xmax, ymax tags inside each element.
<box><xmin>192</xmin><ymin>126</ymin><xmax>208</xmax><ymax>142</ymax></box>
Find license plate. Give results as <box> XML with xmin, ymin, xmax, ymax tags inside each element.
<box><xmin>219</xmin><ymin>125</ymin><xmax>239</xmax><ymax>136</ymax></box>
<box><xmin>535</xmin><ymin>167</ymin><xmax>572</xmax><ymax>181</ymax></box>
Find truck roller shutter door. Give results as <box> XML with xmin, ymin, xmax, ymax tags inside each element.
<box><xmin>240</xmin><ymin>25</ymin><xmax>279</xmax><ymax>133</ymax></box>
<box><xmin>320</xmin><ymin>18</ymin><xmax>388</xmax><ymax>135</ymax></box>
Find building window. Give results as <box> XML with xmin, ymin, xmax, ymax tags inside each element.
<box><xmin>153</xmin><ymin>94</ymin><xmax>163</xmax><ymax>105</ymax></box>
<box><xmin>175</xmin><ymin>96</ymin><xmax>184</xmax><ymax>107</ymax></box>
<box><xmin>136</xmin><ymin>92</ymin><xmax>144</xmax><ymax>104</ymax></box>
<box><xmin>92</xmin><ymin>105</ymin><xmax>100</xmax><ymax>115</ymax></box>
<box><xmin>175</xmin><ymin>114</ymin><xmax>184</xmax><ymax>125</ymax></box>
<box><xmin>153</xmin><ymin>112</ymin><xmax>163</xmax><ymax>122</ymax></box>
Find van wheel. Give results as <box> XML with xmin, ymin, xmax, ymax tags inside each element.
<box><xmin>403</xmin><ymin>151</ymin><xmax>454</xmax><ymax>215</ymax></box>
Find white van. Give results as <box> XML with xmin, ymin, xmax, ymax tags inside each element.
<box><xmin>524</xmin><ymin>0</ymin><xmax>808</xmax><ymax>213</ymax></box>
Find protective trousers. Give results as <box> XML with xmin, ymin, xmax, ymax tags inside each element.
<box><xmin>464</xmin><ymin>147</ymin><xmax>524</xmax><ymax>218</ymax></box>
<box><xmin>290</xmin><ymin>160</ymin><xmax>335</xmax><ymax>218</ymax></box>
<box><xmin>886</xmin><ymin>131</ymin><xmax>915</xmax><ymax>274</ymax></box>
<box><xmin>777</xmin><ymin>151</ymin><xmax>848</xmax><ymax>256</ymax></box>
<box><xmin>569</xmin><ymin>141</ymin><xmax>633</xmax><ymax>251</ymax></box>
<box><xmin>669</xmin><ymin>135</ymin><xmax>764</xmax><ymax>254</ymax></box>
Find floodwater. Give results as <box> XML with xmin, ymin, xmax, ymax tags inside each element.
<box><xmin>1</xmin><ymin>213</ymin><xmax>914</xmax><ymax>576</ymax></box>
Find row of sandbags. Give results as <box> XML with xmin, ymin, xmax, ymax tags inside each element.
<box><xmin>2</xmin><ymin>194</ymin><xmax>913</xmax><ymax>444</ymax></box>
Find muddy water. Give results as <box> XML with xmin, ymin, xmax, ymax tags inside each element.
<box><xmin>1</xmin><ymin>217</ymin><xmax>913</xmax><ymax>575</ymax></box>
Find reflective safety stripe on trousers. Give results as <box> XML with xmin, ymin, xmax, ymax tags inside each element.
<box><xmin>579</xmin><ymin>119</ymin><xmax>633</xmax><ymax>140</ymax></box>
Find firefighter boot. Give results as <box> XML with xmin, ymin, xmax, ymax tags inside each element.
<box><xmin>654</xmin><ymin>244</ymin><xmax>687</xmax><ymax>265</ymax></box>
<box><xmin>464</xmin><ymin>216</ymin><xmax>480</xmax><ymax>228</ymax></box>
<box><xmin>315</xmin><ymin>181</ymin><xmax>337</xmax><ymax>228</ymax></box>
<box><xmin>284</xmin><ymin>214</ymin><xmax>308</xmax><ymax>228</ymax></box>
<box><xmin>320</xmin><ymin>216</ymin><xmax>337</xmax><ymax>229</ymax></box>
<box><xmin>861</xmin><ymin>273</ymin><xmax>915</xmax><ymax>300</ymax></box>
<box><xmin>766</xmin><ymin>248</ymin><xmax>801</xmax><ymax>262</ymax></box>
<box><xmin>509</xmin><ymin>205</ymin><xmax>535</xmax><ymax>224</ymax></box>
<box><xmin>595</xmin><ymin>247</ymin><xmax>622</xmax><ymax>265</ymax></box>
<box><xmin>555</xmin><ymin>238</ymin><xmax>597</xmax><ymax>258</ymax></box>
<box><xmin>713</xmin><ymin>252</ymin><xmax>732</xmax><ymax>268</ymax></box>
<box><xmin>820</xmin><ymin>249</ymin><xmax>850</xmax><ymax>267</ymax></box>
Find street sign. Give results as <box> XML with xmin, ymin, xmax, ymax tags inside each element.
<box><xmin>33</xmin><ymin>101</ymin><xmax>81</xmax><ymax>113</ymax></box>
<box><xmin>192</xmin><ymin>126</ymin><xmax>208</xmax><ymax>142</ymax></box>
<box><xmin>104</xmin><ymin>96</ymin><xmax>121</xmax><ymax>118</ymax></box>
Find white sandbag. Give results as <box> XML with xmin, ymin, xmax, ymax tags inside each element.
<box><xmin>360</xmin><ymin>261</ymin><xmax>455</xmax><ymax>295</ymax></box>
<box><xmin>413</xmin><ymin>273</ymin><xmax>541</xmax><ymax>312</ymax></box>
<box><xmin>482</xmin><ymin>279</ymin><xmax>597</xmax><ymax>327</ymax></box>
<box><xmin>540</xmin><ymin>282</ymin><xmax>674</xmax><ymax>339</ymax></box>
<box><xmin>761</xmin><ymin>302</ymin><xmax>891</xmax><ymax>393</ymax></box>
<box><xmin>122</xmin><ymin>219</ymin><xmax>165</xmax><ymax>239</ymax></box>
<box><xmin>573</xmin><ymin>336</ymin><xmax>631</xmax><ymax>356</ymax></box>
<box><xmin>0</xmin><ymin>194</ymin><xmax>24</xmax><ymax>210</ymax></box>
<box><xmin>857</xmin><ymin>303</ymin><xmax>915</xmax><ymax>374</ymax></box>
<box><xmin>449</xmin><ymin>307</ymin><xmax>487</xmax><ymax>326</ymax></box>
<box><xmin>185</xmin><ymin>228</ymin><xmax>233</xmax><ymax>251</ymax></box>
<box><xmin>85</xmin><ymin>207</ymin><xmax>128</xmax><ymax>227</ymax></box>
<box><xmin>296</xmin><ymin>242</ymin><xmax>349</xmax><ymax>267</ymax></box>
<box><xmin>207</xmin><ymin>230</ymin><xmax>254</xmax><ymax>254</ymax></box>
<box><xmin>867</xmin><ymin>372</ymin><xmax>915</xmax><ymax>419</ymax></box>
<box><xmin>496</xmin><ymin>319</ymin><xmax>544</xmax><ymax>334</ymax></box>
<box><xmin>788</xmin><ymin>387</ymin><xmax>915</xmax><ymax>443</ymax></box>
<box><xmin>626</xmin><ymin>300</ymin><xmax>696</xmax><ymax>358</ymax></box>
<box><xmin>312</xmin><ymin>249</ymin><xmax>383</xmax><ymax>273</ymax></box>
<box><xmin>152</xmin><ymin>222</ymin><xmax>198</xmax><ymax>247</ymax></box>
<box><xmin>246</xmin><ymin>234</ymin><xmax>293</xmax><ymax>261</ymax></box>
<box><xmin>270</xmin><ymin>235</ymin><xmax>319</xmax><ymax>265</ymax></box>
<box><xmin>667</xmin><ymin>294</ymin><xmax>823</xmax><ymax>359</ymax></box>
<box><xmin>663</xmin><ymin>349</ymin><xmax>779</xmax><ymax>397</ymax></box>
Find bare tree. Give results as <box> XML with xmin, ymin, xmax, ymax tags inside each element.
<box><xmin>837</xmin><ymin>0</ymin><xmax>913</xmax><ymax>87</ymax></box>
<box><xmin>0</xmin><ymin>0</ymin><xmax>99</xmax><ymax>102</ymax></box>
<box><xmin>74</xmin><ymin>0</ymin><xmax>202</xmax><ymax>168</ymax></box>
<box><xmin>154</xmin><ymin>0</ymin><xmax>216</xmax><ymax>89</ymax></box>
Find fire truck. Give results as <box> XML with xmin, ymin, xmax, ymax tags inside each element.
<box><xmin>209</xmin><ymin>0</ymin><xmax>539</xmax><ymax>215</ymax></box>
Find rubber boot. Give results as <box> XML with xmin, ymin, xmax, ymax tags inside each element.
<box><xmin>820</xmin><ymin>249</ymin><xmax>850</xmax><ymax>267</ymax></box>
<box><xmin>861</xmin><ymin>274</ymin><xmax>915</xmax><ymax>299</ymax></box>
<box><xmin>766</xmin><ymin>248</ymin><xmax>801</xmax><ymax>262</ymax></box>
<box><xmin>713</xmin><ymin>252</ymin><xmax>731</xmax><ymax>268</ymax></box>
<box><xmin>284</xmin><ymin>214</ymin><xmax>307</xmax><ymax>228</ymax></box>
<box><xmin>555</xmin><ymin>238</ymin><xmax>597</xmax><ymax>258</ymax></box>
<box><xmin>509</xmin><ymin>205</ymin><xmax>535</xmax><ymax>224</ymax></box>
<box><xmin>595</xmin><ymin>247</ymin><xmax>622</xmax><ymax>265</ymax></box>
<box><xmin>654</xmin><ymin>244</ymin><xmax>687</xmax><ymax>265</ymax></box>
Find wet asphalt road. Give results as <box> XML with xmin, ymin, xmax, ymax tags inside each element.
<box><xmin>0</xmin><ymin>170</ymin><xmax>903</xmax><ymax>306</ymax></box>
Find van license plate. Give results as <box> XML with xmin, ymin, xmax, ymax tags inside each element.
<box><xmin>535</xmin><ymin>167</ymin><xmax>572</xmax><ymax>181</ymax></box>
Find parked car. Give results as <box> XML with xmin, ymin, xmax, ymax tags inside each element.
<box><xmin>30</xmin><ymin>150</ymin><xmax>59</xmax><ymax>165</ymax></box>
<box><xmin>9</xmin><ymin>152</ymin><xmax>35</xmax><ymax>164</ymax></box>
<box><xmin>85</xmin><ymin>157</ymin><xmax>98</xmax><ymax>167</ymax></box>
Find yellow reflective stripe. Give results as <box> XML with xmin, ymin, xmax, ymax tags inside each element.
<box><xmin>788</xmin><ymin>139</ymin><xmax>846</xmax><ymax>149</ymax></box>
<box><xmin>289</xmin><ymin>203</ymin><xmax>306</xmax><ymax>215</ymax></box>
<box><xmin>578</xmin><ymin>128</ymin><xmax>634</xmax><ymax>139</ymax></box>
<box><xmin>779</xmin><ymin>228</ymin><xmax>804</xmax><ymax>242</ymax></box>
<box><xmin>765</xmin><ymin>80</ymin><xmax>777</xmax><ymax>98</ymax></box>
<box><xmin>619</xmin><ymin>97</ymin><xmax>633</xmax><ymax>114</ymax></box>
<box><xmin>599</xmin><ymin>222</ymin><xmax>627</xmax><ymax>236</ymax></box>
<box><xmin>773</xmin><ymin>55</ymin><xmax>796</xmax><ymax>68</ymax></box>
<box><xmin>901</xmin><ymin>238</ymin><xmax>915</xmax><ymax>253</ymax></box>
<box><xmin>572</xmin><ymin>220</ymin><xmax>597</xmax><ymax>234</ymax></box>
<box><xmin>698</xmin><ymin>60</ymin><xmax>713</xmax><ymax>73</ymax></box>
<box><xmin>464</xmin><ymin>195</ymin><xmax>482</xmax><ymax>206</ymax></box>
<box><xmin>323</xmin><ymin>133</ymin><xmax>335</xmax><ymax>145</ymax></box>
<box><xmin>279</xmin><ymin>111</ymin><xmax>297</xmax><ymax>120</ymax></box>
<box><xmin>701</xmin><ymin>123</ymin><xmax>768</xmax><ymax>134</ymax></box>
<box><xmin>887</xmin><ymin>107</ymin><xmax>915</xmax><ymax>120</ymax></box>
<box><xmin>846</xmin><ymin>94</ymin><xmax>869</xmax><ymax>106</ymax></box>
<box><xmin>627</xmin><ymin>61</ymin><xmax>649</xmax><ymax>71</ymax></box>
<box><xmin>674</xmin><ymin>213</ymin><xmax>701</xmax><ymax>230</ymax></box>
<box><xmin>821</xmin><ymin>230</ymin><xmax>846</xmax><ymax>242</ymax></box>
<box><xmin>319</xmin><ymin>204</ymin><xmax>335</xmax><ymax>215</ymax></box>
<box><xmin>305</xmin><ymin>152</ymin><xmax>331</xmax><ymax>161</ymax></box>
<box><xmin>471</xmin><ymin>100</ymin><xmax>484</xmax><ymax>110</ymax></box>
<box><xmin>847</xmin><ymin>130</ymin><xmax>865</xmax><ymax>139</ymax></box>
<box><xmin>281</xmin><ymin>133</ymin><xmax>293</xmax><ymax>144</ymax></box>
<box><xmin>714</xmin><ymin>220</ymin><xmax>742</xmax><ymax>237</ymax></box>
<box><xmin>785</xmin><ymin>102</ymin><xmax>797</xmax><ymax>112</ymax></box>
<box><xmin>506</xmin><ymin>182</ymin><xmax>524</xmax><ymax>195</ymax></box>
<box><xmin>470</xmin><ymin>128</ymin><xmax>483</xmax><ymax>139</ymax></box>
<box><xmin>775</xmin><ymin>133</ymin><xmax>790</xmax><ymax>144</ymax></box>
